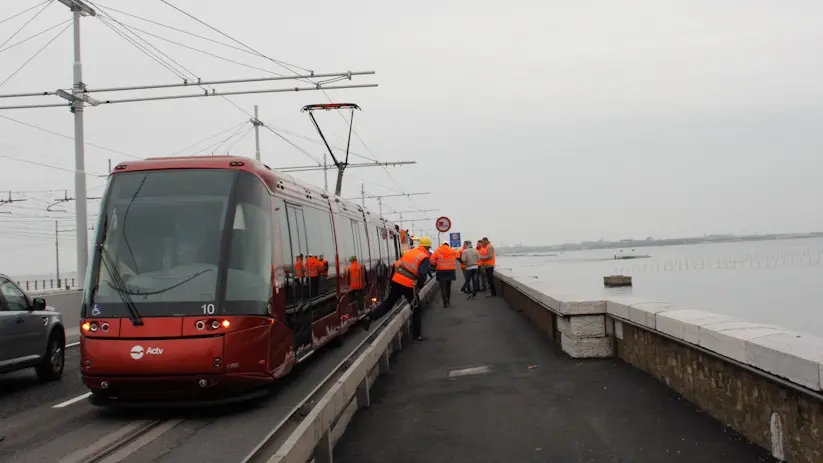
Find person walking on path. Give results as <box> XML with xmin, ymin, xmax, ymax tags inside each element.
<box><xmin>479</xmin><ymin>237</ymin><xmax>497</xmax><ymax>297</ymax></box>
<box><xmin>477</xmin><ymin>240</ymin><xmax>488</xmax><ymax>292</ymax></box>
<box><xmin>364</xmin><ymin>237</ymin><xmax>432</xmax><ymax>341</ymax></box>
<box><xmin>458</xmin><ymin>240</ymin><xmax>480</xmax><ymax>298</ymax></box>
<box><xmin>430</xmin><ymin>241</ymin><xmax>459</xmax><ymax>307</ymax></box>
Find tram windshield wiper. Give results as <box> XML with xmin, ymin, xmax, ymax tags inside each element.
<box><xmin>95</xmin><ymin>214</ymin><xmax>144</xmax><ymax>326</ymax></box>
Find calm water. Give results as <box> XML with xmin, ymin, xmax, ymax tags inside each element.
<box><xmin>498</xmin><ymin>237</ymin><xmax>823</xmax><ymax>337</ymax></box>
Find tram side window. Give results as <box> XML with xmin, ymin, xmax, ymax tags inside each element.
<box><xmin>370</xmin><ymin>225</ymin><xmax>382</xmax><ymax>263</ymax></box>
<box><xmin>282</xmin><ymin>203</ymin><xmax>309</xmax><ymax>306</ymax></box>
<box><xmin>276</xmin><ymin>200</ymin><xmax>297</xmax><ymax>306</ymax></box>
<box><xmin>335</xmin><ymin>213</ymin><xmax>356</xmax><ymax>285</ymax></box>
<box><xmin>382</xmin><ymin>228</ymin><xmax>392</xmax><ymax>263</ymax></box>
<box><xmin>303</xmin><ymin>206</ymin><xmax>336</xmax><ymax>296</ymax></box>
<box><xmin>350</xmin><ymin>219</ymin><xmax>365</xmax><ymax>265</ymax></box>
<box><xmin>355</xmin><ymin>221</ymin><xmax>370</xmax><ymax>268</ymax></box>
<box><xmin>225</xmin><ymin>175</ymin><xmax>272</xmax><ymax>314</ymax></box>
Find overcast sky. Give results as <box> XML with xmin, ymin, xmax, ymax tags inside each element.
<box><xmin>1</xmin><ymin>0</ymin><xmax>822</xmax><ymax>277</ymax></box>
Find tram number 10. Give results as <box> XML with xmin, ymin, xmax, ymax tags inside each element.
<box><xmin>201</xmin><ymin>303</ymin><xmax>216</xmax><ymax>314</ymax></box>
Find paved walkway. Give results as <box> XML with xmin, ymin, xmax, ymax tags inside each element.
<box><xmin>335</xmin><ymin>278</ymin><xmax>777</xmax><ymax>463</ymax></box>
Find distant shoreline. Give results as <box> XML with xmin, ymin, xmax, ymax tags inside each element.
<box><xmin>499</xmin><ymin>232</ymin><xmax>823</xmax><ymax>255</ymax></box>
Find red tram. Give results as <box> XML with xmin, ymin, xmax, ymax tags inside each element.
<box><xmin>79</xmin><ymin>155</ymin><xmax>410</xmax><ymax>405</ymax></box>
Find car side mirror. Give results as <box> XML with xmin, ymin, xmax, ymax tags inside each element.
<box><xmin>32</xmin><ymin>297</ymin><xmax>46</xmax><ymax>310</ymax></box>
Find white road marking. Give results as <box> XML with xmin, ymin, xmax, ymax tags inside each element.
<box><xmin>66</xmin><ymin>341</ymin><xmax>80</xmax><ymax>348</ymax></box>
<box><xmin>52</xmin><ymin>392</ymin><xmax>92</xmax><ymax>408</ymax></box>
<box><xmin>448</xmin><ymin>365</ymin><xmax>491</xmax><ymax>378</ymax></box>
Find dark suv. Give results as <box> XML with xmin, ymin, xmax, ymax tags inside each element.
<box><xmin>0</xmin><ymin>274</ymin><xmax>66</xmax><ymax>381</ymax></box>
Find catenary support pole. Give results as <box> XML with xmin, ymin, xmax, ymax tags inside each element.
<box><xmin>253</xmin><ymin>104</ymin><xmax>261</xmax><ymax>161</ymax></box>
<box><xmin>67</xmin><ymin>1</ymin><xmax>93</xmax><ymax>289</ymax></box>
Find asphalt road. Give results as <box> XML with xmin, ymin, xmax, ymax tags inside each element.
<box><xmin>0</xmin><ymin>321</ymin><xmax>388</xmax><ymax>462</ymax></box>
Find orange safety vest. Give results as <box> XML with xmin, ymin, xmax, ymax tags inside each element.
<box><xmin>307</xmin><ymin>256</ymin><xmax>320</xmax><ymax>277</ymax></box>
<box><xmin>477</xmin><ymin>247</ymin><xmax>488</xmax><ymax>267</ymax></box>
<box><xmin>349</xmin><ymin>260</ymin><xmax>365</xmax><ymax>290</ymax></box>
<box><xmin>483</xmin><ymin>243</ymin><xmax>496</xmax><ymax>267</ymax></box>
<box><xmin>392</xmin><ymin>246</ymin><xmax>429</xmax><ymax>288</ymax></box>
<box><xmin>295</xmin><ymin>257</ymin><xmax>305</xmax><ymax>278</ymax></box>
<box><xmin>457</xmin><ymin>248</ymin><xmax>466</xmax><ymax>270</ymax></box>
<box><xmin>430</xmin><ymin>245</ymin><xmax>458</xmax><ymax>271</ymax></box>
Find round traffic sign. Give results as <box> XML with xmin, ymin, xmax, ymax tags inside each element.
<box><xmin>435</xmin><ymin>216</ymin><xmax>451</xmax><ymax>233</ymax></box>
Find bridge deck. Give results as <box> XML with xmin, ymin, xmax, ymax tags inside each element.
<box><xmin>335</xmin><ymin>277</ymin><xmax>776</xmax><ymax>463</ymax></box>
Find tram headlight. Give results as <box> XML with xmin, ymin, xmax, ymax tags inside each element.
<box><xmin>210</xmin><ymin>320</ymin><xmax>221</xmax><ymax>330</ymax></box>
<box><xmin>82</xmin><ymin>322</ymin><xmax>91</xmax><ymax>332</ymax></box>
<box><xmin>195</xmin><ymin>320</ymin><xmax>206</xmax><ymax>331</ymax></box>
<box><xmin>89</xmin><ymin>322</ymin><xmax>99</xmax><ymax>332</ymax></box>
<box><xmin>221</xmin><ymin>319</ymin><xmax>230</xmax><ymax>328</ymax></box>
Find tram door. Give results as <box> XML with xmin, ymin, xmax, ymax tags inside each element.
<box><xmin>281</xmin><ymin>202</ymin><xmax>313</xmax><ymax>356</ymax></box>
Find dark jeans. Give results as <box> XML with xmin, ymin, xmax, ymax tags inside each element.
<box><xmin>485</xmin><ymin>266</ymin><xmax>496</xmax><ymax>296</ymax></box>
<box><xmin>370</xmin><ymin>281</ymin><xmax>415</xmax><ymax>322</ymax></box>
<box><xmin>350</xmin><ymin>289</ymin><xmax>364</xmax><ymax>315</ymax></box>
<box><xmin>463</xmin><ymin>268</ymin><xmax>479</xmax><ymax>296</ymax></box>
<box><xmin>438</xmin><ymin>279</ymin><xmax>452</xmax><ymax>304</ymax></box>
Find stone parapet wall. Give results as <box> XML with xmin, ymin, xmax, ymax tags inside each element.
<box><xmin>493</xmin><ymin>266</ymin><xmax>823</xmax><ymax>462</ymax></box>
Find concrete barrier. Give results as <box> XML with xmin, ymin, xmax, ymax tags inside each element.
<box><xmin>38</xmin><ymin>290</ymin><xmax>83</xmax><ymax>330</ymax></box>
<box><xmin>265</xmin><ymin>281</ymin><xmax>438</xmax><ymax>463</ymax></box>
<box><xmin>493</xmin><ymin>266</ymin><xmax>823</xmax><ymax>463</ymax></box>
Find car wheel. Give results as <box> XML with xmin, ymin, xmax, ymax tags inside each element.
<box><xmin>35</xmin><ymin>334</ymin><xmax>65</xmax><ymax>381</ymax></box>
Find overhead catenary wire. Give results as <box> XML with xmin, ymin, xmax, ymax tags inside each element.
<box><xmin>0</xmin><ymin>0</ymin><xmax>53</xmax><ymax>49</ymax></box>
<box><xmin>0</xmin><ymin>114</ymin><xmax>141</xmax><ymax>159</ymax></box>
<box><xmin>166</xmin><ymin>120</ymin><xmax>248</xmax><ymax>156</ymax></box>
<box><xmin>220</xmin><ymin>126</ymin><xmax>253</xmax><ymax>155</ymax></box>
<box><xmin>0</xmin><ymin>151</ymin><xmax>106</xmax><ymax>177</ymax></box>
<box><xmin>156</xmin><ymin>0</ymin><xmax>313</xmax><ymax>76</ymax></box>
<box><xmin>84</xmin><ymin>5</ymin><xmax>333</xmax><ymax>168</ymax></box>
<box><xmin>0</xmin><ymin>19</ymin><xmax>72</xmax><ymax>54</ymax></box>
<box><xmin>0</xmin><ymin>22</ymin><xmax>71</xmax><ymax>90</ymax></box>
<box><xmin>0</xmin><ymin>1</ymin><xmax>51</xmax><ymax>27</ymax></box>
<box><xmin>150</xmin><ymin>0</ymin><xmax>427</xmax><ymax>213</ymax></box>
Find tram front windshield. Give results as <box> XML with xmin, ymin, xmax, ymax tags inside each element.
<box><xmin>85</xmin><ymin>168</ymin><xmax>273</xmax><ymax>318</ymax></box>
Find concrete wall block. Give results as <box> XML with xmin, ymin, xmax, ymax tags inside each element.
<box><xmin>556</xmin><ymin>316</ymin><xmax>570</xmax><ymax>335</ymax></box>
<box><xmin>568</xmin><ymin>315</ymin><xmax>606</xmax><ymax>337</ymax></box>
<box><xmin>745</xmin><ymin>331</ymin><xmax>823</xmax><ymax>391</ymax></box>
<box><xmin>605</xmin><ymin>296</ymin><xmax>654</xmax><ymax>320</ymax></box>
<box><xmin>519</xmin><ymin>280</ymin><xmax>562</xmax><ymax>312</ymax></box>
<box><xmin>655</xmin><ymin>309</ymin><xmax>722</xmax><ymax>342</ymax></box>
<box><xmin>698</xmin><ymin>322</ymin><xmax>788</xmax><ymax>363</ymax></box>
<box><xmin>627</xmin><ymin>302</ymin><xmax>678</xmax><ymax>329</ymax></box>
<box><xmin>561</xmin><ymin>333</ymin><xmax>613</xmax><ymax>358</ymax></box>
<box><xmin>614</xmin><ymin>319</ymin><xmax>623</xmax><ymax>340</ymax></box>
<box><xmin>679</xmin><ymin>313</ymin><xmax>739</xmax><ymax>344</ymax></box>
<box><xmin>558</xmin><ymin>299</ymin><xmax>606</xmax><ymax>316</ymax></box>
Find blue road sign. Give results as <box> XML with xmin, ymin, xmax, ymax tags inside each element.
<box><xmin>449</xmin><ymin>232</ymin><xmax>461</xmax><ymax>248</ymax></box>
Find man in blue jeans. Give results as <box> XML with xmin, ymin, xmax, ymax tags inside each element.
<box><xmin>458</xmin><ymin>240</ymin><xmax>480</xmax><ymax>299</ymax></box>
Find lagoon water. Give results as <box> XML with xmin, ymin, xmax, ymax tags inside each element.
<box><xmin>498</xmin><ymin>237</ymin><xmax>823</xmax><ymax>337</ymax></box>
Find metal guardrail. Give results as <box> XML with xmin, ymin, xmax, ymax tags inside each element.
<box><xmin>242</xmin><ymin>279</ymin><xmax>437</xmax><ymax>463</ymax></box>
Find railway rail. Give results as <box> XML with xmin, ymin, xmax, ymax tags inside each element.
<box><xmin>3</xmin><ymin>280</ymin><xmax>435</xmax><ymax>463</ymax></box>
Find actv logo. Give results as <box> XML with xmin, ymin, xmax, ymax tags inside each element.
<box><xmin>130</xmin><ymin>345</ymin><xmax>164</xmax><ymax>360</ymax></box>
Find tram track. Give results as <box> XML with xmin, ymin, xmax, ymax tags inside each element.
<box><xmin>60</xmin><ymin>419</ymin><xmax>182</xmax><ymax>463</ymax></box>
<box><xmin>4</xmin><ymin>284</ymin><xmax>433</xmax><ymax>463</ymax></box>
<box><xmin>241</xmin><ymin>284</ymin><xmax>434</xmax><ymax>463</ymax></box>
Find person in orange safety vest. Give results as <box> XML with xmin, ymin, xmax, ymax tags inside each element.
<box><xmin>479</xmin><ymin>237</ymin><xmax>497</xmax><ymax>297</ymax></box>
<box><xmin>430</xmin><ymin>241</ymin><xmax>459</xmax><ymax>308</ymax></box>
<box><xmin>365</xmin><ymin>237</ymin><xmax>433</xmax><ymax>341</ymax></box>
<box><xmin>348</xmin><ymin>255</ymin><xmax>367</xmax><ymax>316</ymax></box>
